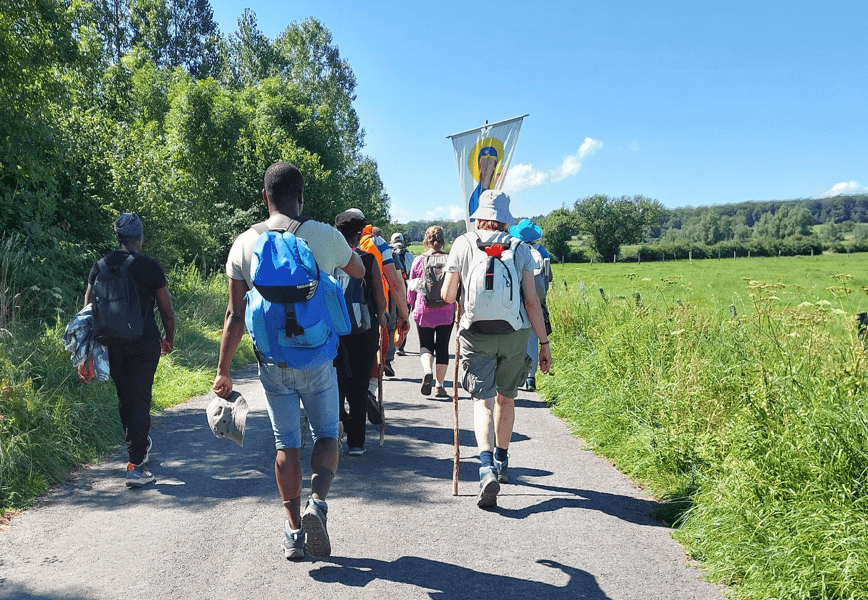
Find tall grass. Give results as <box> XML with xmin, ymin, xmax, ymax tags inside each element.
<box><xmin>0</xmin><ymin>239</ymin><xmax>254</xmax><ymax>513</ymax></box>
<box><xmin>543</xmin><ymin>258</ymin><xmax>868</xmax><ymax>599</ymax></box>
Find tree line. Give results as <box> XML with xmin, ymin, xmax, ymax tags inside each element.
<box><xmin>1</xmin><ymin>0</ymin><xmax>390</xmax><ymax>319</ymax></box>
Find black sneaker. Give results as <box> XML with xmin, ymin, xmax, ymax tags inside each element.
<box><xmin>384</xmin><ymin>361</ymin><xmax>395</xmax><ymax>377</ymax></box>
<box><xmin>366</xmin><ymin>391</ymin><xmax>382</xmax><ymax>425</ymax></box>
<box><xmin>420</xmin><ymin>373</ymin><xmax>433</xmax><ymax>396</ymax></box>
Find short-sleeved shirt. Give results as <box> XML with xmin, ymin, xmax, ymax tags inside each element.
<box><xmin>444</xmin><ymin>230</ymin><xmax>535</xmax><ymax>331</ymax></box>
<box><xmin>88</xmin><ymin>250</ymin><xmax>167</xmax><ymax>344</ymax></box>
<box><xmin>226</xmin><ymin>214</ymin><xmax>354</xmax><ymax>289</ymax></box>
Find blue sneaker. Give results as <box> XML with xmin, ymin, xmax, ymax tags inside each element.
<box><xmin>283</xmin><ymin>521</ymin><xmax>305</xmax><ymax>561</ymax></box>
<box><xmin>125</xmin><ymin>462</ymin><xmax>155</xmax><ymax>488</ymax></box>
<box><xmin>494</xmin><ymin>456</ymin><xmax>510</xmax><ymax>484</ymax></box>
<box><xmin>301</xmin><ymin>497</ymin><xmax>331</xmax><ymax>557</ymax></box>
<box><xmin>477</xmin><ymin>468</ymin><xmax>500</xmax><ymax>508</ymax></box>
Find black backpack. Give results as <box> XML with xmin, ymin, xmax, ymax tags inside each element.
<box><xmin>92</xmin><ymin>252</ymin><xmax>144</xmax><ymax>344</ymax></box>
<box><xmin>422</xmin><ymin>252</ymin><xmax>449</xmax><ymax>307</ymax></box>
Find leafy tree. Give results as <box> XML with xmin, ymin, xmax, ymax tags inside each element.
<box><xmin>573</xmin><ymin>194</ymin><xmax>665</xmax><ymax>261</ymax></box>
<box><xmin>539</xmin><ymin>208</ymin><xmax>576</xmax><ymax>262</ymax></box>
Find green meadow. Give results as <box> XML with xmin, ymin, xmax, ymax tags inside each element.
<box><xmin>543</xmin><ymin>252</ymin><xmax>868</xmax><ymax>599</ymax></box>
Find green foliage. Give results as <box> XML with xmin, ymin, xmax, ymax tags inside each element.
<box><xmin>544</xmin><ymin>255</ymin><xmax>868</xmax><ymax>599</ymax></box>
<box><xmin>539</xmin><ymin>208</ymin><xmax>576</xmax><ymax>262</ymax></box>
<box><xmin>573</xmin><ymin>194</ymin><xmax>666</xmax><ymax>261</ymax></box>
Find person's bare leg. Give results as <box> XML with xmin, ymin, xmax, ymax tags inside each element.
<box><xmin>494</xmin><ymin>393</ymin><xmax>515</xmax><ymax>450</ymax></box>
<box><xmin>310</xmin><ymin>437</ymin><xmax>338</xmax><ymax>501</ymax></box>
<box><xmin>275</xmin><ymin>448</ymin><xmax>302</xmax><ymax>529</ymax></box>
<box><xmin>435</xmin><ymin>362</ymin><xmax>448</xmax><ymax>389</ymax></box>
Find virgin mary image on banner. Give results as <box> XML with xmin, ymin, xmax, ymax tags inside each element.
<box><xmin>448</xmin><ymin>115</ymin><xmax>526</xmax><ymax>229</ymax></box>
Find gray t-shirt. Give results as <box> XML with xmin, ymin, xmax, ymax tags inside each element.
<box><xmin>444</xmin><ymin>230</ymin><xmax>534</xmax><ymax>330</ymax></box>
<box><xmin>226</xmin><ymin>214</ymin><xmax>353</xmax><ymax>289</ymax></box>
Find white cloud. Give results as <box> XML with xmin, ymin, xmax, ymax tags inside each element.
<box><xmin>822</xmin><ymin>181</ymin><xmax>868</xmax><ymax>197</ymax></box>
<box><xmin>504</xmin><ymin>137</ymin><xmax>602</xmax><ymax>194</ymax></box>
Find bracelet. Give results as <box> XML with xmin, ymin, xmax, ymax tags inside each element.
<box><xmin>539</xmin><ymin>341</ymin><xmax>550</xmax><ymax>346</ymax></box>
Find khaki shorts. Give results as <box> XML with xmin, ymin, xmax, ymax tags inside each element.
<box><xmin>459</xmin><ymin>328</ymin><xmax>532</xmax><ymax>400</ymax></box>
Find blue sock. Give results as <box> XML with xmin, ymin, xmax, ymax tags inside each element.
<box><xmin>479</xmin><ymin>450</ymin><xmax>494</xmax><ymax>469</ymax></box>
<box><xmin>494</xmin><ymin>447</ymin><xmax>508</xmax><ymax>463</ymax></box>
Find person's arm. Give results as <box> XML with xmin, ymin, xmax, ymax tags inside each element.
<box><xmin>155</xmin><ymin>286</ymin><xmax>176</xmax><ymax>355</ymax></box>
<box><xmin>383</xmin><ymin>262</ymin><xmax>410</xmax><ymax>329</ymax></box>
<box><xmin>341</xmin><ymin>250</ymin><xmax>365</xmax><ymax>279</ymax></box>
<box><xmin>83</xmin><ymin>283</ymin><xmax>94</xmax><ymax>307</ymax></box>
<box><xmin>211</xmin><ymin>277</ymin><xmax>250</xmax><ymax>398</ymax></box>
<box><xmin>520</xmin><ymin>270</ymin><xmax>552</xmax><ymax>373</ymax></box>
<box><xmin>370</xmin><ymin>259</ymin><xmax>388</xmax><ymax>328</ymax></box>
<box><xmin>441</xmin><ymin>271</ymin><xmax>460</xmax><ymax>305</ymax></box>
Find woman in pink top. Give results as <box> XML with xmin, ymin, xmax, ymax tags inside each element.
<box><xmin>407</xmin><ymin>226</ymin><xmax>457</xmax><ymax>397</ymax></box>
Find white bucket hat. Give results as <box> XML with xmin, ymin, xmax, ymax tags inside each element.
<box><xmin>206</xmin><ymin>391</ymin><xmax>249</xmax><ymax>446</ymax></box>
<box><xmin>470</xmin><ymin>190</ymin><xmax>515</xmax><ymax>224</ymax></box>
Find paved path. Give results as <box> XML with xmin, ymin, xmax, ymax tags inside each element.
<box><xmin>0</xmin><ymin>327</ymin><xmax>726</xmax><ymax>599</ymax></box>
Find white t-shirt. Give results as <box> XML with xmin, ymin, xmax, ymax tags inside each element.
<box><xmin>444</xmin><ymin>230</ymin><xmax>535</xmax><ymax>330</ymax></box>
<box><xmin>226</xmin><ymin>214</ymin><xmax>353</xmax><ymax>289</ymax></box>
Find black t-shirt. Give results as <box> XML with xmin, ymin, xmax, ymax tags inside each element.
<box><xmin>88</xmin><ymin>250</ymin><xmax>167</xmax><ymax>343</ymax></box>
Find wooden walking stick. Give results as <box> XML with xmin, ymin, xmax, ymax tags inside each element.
<box><xmin>452</xmin><ymin>305</ymin><xmax>462</xmax><ymax>495</ymax></box>
<box><xmin>378</xmin><ymin>323</ymin><xmax>387</xmax><ymax>446</ymax></box>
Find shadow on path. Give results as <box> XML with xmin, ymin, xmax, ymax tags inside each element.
<box><xmin>310</xmin><ymin>556</ymin><xmax>612</xmax><ymax>600</ymax></box>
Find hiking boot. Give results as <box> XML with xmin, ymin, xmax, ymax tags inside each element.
<box><xmin>384</xmin><ymin>361</ymin><xmax>395</xmax><ymax>377</ymax></box>
<box><xmin>142</xmin><ymin>435</ymin><xmax>153</xmax><ymax>464</ymax></box>
<box><xmin>301</xmin><ymin>498</ymin><xmax>331</xmax><ymax>557</ymax></box>
<box><xmin>477</xmin><ymin>469</ymin><xmax>500</xmax><ymax>509</ymax></box>
<box><xmin>420</xmin><ymin>373</ymin><xmax>433</xmax><ymax>396</ymax></box>
<box><xmin>125</xmin><ymin>462</ymin><xmax>155</xmax><ymax>488</ymax></box>
<box><xmin>366</xmin><ymin>391</ymin><xmax>382</xmax><ymax>425</ymax></box>
<box><xmin>435</xmin><ymin>386</ymin><xmax>449</xmax><ymax>398</ymax></box>
<box><xmin>494</xmin><ymin>456</ymin><xmax>510</xmax><ymax>484</ymax></box>
<box><xmin>396</xmin><ymin>348</ymin><xmax>406</xmax><ymax>357</ymax></box>
<box><xmin>526</xmin><ymin>377</ymin><xmax>536</xmax><ymax>392</ymax></box>
<box><xmin>347</xmin><ymin>447</ymin><xmax>366</xmax><ymax>456</ymax></box>
<box><xmin>283</xmin><ymin>521</ymin><xmax>305</xmax><ymax>561</ymax></box>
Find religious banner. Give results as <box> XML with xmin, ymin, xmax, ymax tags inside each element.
<box><xmin>448</xmin><ymin>115</ymin><xmax>527</xmax><ymax>229</ymax></box>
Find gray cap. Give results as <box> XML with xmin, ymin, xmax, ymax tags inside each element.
<box><xmin>114</xmin><ymin>212</ymin><xmax>143</xmax><ymax>240</ymax></box>
<box><xmin>206</xmin><ymin>391</ymin><xmax>249</xmax><ymax>446</ymax></box>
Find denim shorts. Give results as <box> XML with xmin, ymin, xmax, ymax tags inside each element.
<box><xmin>459</xmin><ymin>328</ymin><xmax>532</xmax><ymax>400</ymax></box>
<box><xmin>258</xmin><ymin>360</ymin><xmax>340</xmax><ymax>450</ymax></box>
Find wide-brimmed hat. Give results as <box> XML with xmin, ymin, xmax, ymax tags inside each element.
<box><xmin>206</xmin><ymin>391</ymin><xmax>249</xmax><ymax>446</ymax></box>
<box><xmin>470</xmin><ymin>189</ymin><xmax>515</xmax><ymax>224</ymax></box>
<box><xmin>509</xmin><ymin>218</ymin><xmax>543</xmax><ymax>242</ymax></box>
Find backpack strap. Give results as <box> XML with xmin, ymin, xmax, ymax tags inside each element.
<box><xmin>252</xmin><ymin>215</ymin><xmax>309</xmax><ymax>236</ymax></box>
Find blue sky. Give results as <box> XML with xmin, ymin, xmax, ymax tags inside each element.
<box><xmin>210</xmin><ymin>1</ymin><xmax>867</xmax><ymax>223</ymax></box>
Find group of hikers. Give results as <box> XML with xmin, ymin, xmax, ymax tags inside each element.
<box><xmin>70</xmin><ymin>161</ymin><xmax>554</xmax><ymax>562</ymax></box>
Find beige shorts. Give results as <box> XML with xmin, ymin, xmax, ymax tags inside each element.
<box><xmin>458</xmin><ymin>328</ymin><xmax>532</xmax><ymax>400</ymax></box>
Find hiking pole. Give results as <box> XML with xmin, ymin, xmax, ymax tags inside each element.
<box><xmin>452</xmin><ymin>305</ymin><xmax>462</xmax><ymax>496</ymax></box>
<box><xmin>378</xmin><ymin>323</ymin><xmax>387</xmax><ymax>446</ymax></box>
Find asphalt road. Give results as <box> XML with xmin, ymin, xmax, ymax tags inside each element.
<box><xmin>0</xmin><ymin>326</ymin><xmax>726</xmax><ymax>600</ymax></box>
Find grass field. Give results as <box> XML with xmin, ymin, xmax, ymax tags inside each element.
<box><xmin>542</xmin><ymin>252</ymin><xmax>868</xmax><ymax>599</ymax></box>
<box><xmin>551</xmin><ymin>252</ymin><xmax>868</xmax><ymax>318</ymax></box>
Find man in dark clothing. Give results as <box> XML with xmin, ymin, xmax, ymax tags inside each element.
<box><xmin>80</xmin><ymin>212</ymin><xmax>176</xmax><ymax>488</ymax></box>
<box><xmin>334</xmin><ymin>211</ymin><xmax>388</xmax><ymax>455</ymax></box>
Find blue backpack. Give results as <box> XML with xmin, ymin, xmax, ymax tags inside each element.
<box><xmin>244</xmin><ymin>219</ymin><xmax>351</xmax><ymax>369</ymax></box>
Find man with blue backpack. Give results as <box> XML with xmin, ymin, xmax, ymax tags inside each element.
<box><xmin>212</xmin><ymin>162</ymin><xmax>364</xmax><ymax>561</ymax></box>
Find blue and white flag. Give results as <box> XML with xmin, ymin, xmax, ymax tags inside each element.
<box><xmin>448</xmin><ymin>115</ymin><xmax>526</xmax><ymax>230</ymax></box>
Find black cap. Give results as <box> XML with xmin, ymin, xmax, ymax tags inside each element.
<box><xmin>335</xmin><ymin>211</ymin><xmax>367</xmax><ymax>238</ymax></box>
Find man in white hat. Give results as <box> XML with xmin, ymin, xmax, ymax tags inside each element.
<box><xmin>441</xmin><ymin>189</ymin><xmax>552</xmax><ymax>508</ymax></box>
